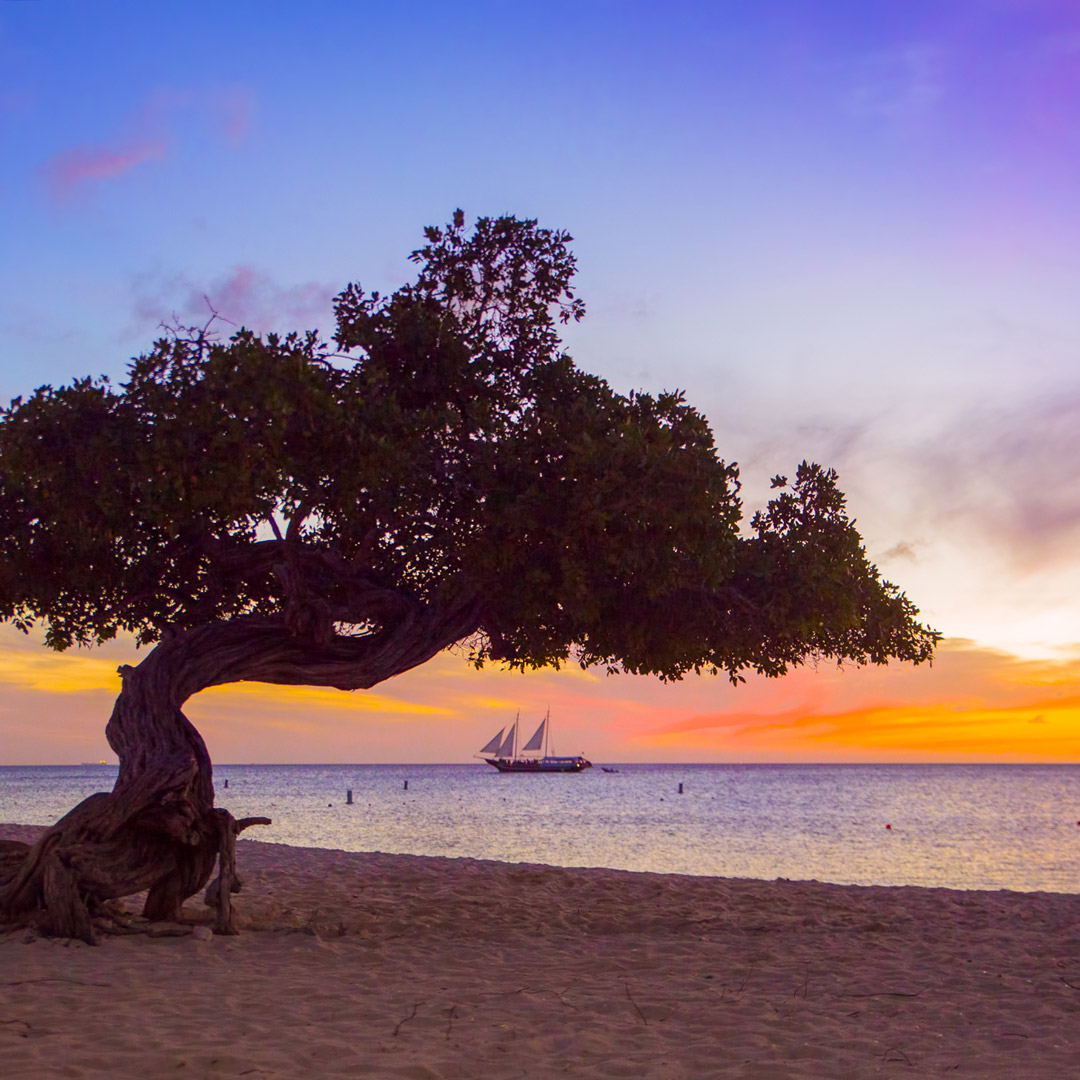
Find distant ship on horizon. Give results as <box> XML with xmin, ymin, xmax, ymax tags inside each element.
<box><xmin>477</xmin><ymin>711</ymin><xmax>592</xmax><ymax>773</ymax></box>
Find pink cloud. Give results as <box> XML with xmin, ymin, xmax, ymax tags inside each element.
<box><xmin>42</xmin><ymin>138</ymin><xmax>170</xmax><ymax>202</ymax></box>
<box><xmin>132</xmin><ymin>265</ymin><xmax>336</xmax><ymax>337</ymax></box>
<box><xmin>210</xmin><ymin>265</ymin><xmax>259</xmax><ymax>320</ymax></box>
<box><xmin>196</xmin><ymin>266</ymin><xmax>336</xmax><ymax>330</ymax></box>
<box><xmin>39</xmin><ymin>83</ymin><xmax>254</xmax><ymax>204</ymax></box>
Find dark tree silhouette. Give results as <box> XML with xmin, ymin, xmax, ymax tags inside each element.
<box><xmin>0</xmin><ymin>212</ymin><xmax>938</xmax><ymax>941</ymax></box>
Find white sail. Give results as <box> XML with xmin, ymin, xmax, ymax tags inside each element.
<box><xmin>522</xmin><ymin>719</ymin><xmax>546</xmax><ymax>752</ymax></box>
<box><xmin>496</xmin><ymin>723</ymin><xmax>517</xmax><ymax>759</ymax></box>
<box><xmin>478</xmin><ymin>727</ymin><xmax>505</xmax><ymax>756</ymax></box>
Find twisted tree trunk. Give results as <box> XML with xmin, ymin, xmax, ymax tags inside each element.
<box><xmin>0</xmin><ymin>589</ymin><xmax>481</xmax><ymax>943</ymax></box>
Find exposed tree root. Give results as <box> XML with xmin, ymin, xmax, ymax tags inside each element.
<box><xmin>0</xmin><ymin>797</ymin><xmax>270</xmax><ymax>944</ymax></box>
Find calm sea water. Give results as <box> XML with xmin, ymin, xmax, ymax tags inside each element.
<box><xmin>2</xmin><ymin>763</ymin><xmax>1078</xmax><ymax>893</ymax></box>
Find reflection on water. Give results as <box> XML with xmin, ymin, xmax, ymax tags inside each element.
<box><xmin>2</xmin><ymin>763</ymin><xmax>1078</xmax><ymax>892</ymax></box>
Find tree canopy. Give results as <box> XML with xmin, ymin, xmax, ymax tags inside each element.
<box><xmin>0</xmin><ymin>210</ymin><xmax>936</xmax><ymax>685</ymax></box>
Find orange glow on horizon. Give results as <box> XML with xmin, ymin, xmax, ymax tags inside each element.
<box><xmin>1</xmin><ymin>628</ymin><xmax>1079</xmax><ymax>763</ymax></box>
<box><xmin>637</xmin><ymin>697</ymin><xmax>1080</xmax><ymax>761</ymax></box>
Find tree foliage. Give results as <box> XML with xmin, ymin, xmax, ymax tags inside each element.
<box><xmin>0</xmin><ymin>210</ymin><xmax>937</xmax><ymax>683</ymax></box>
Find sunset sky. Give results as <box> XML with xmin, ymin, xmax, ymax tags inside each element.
<box><xmin>2</xmin><ymin>0</ymin><xmax>1079</xmax><ymax>763</ymax></box>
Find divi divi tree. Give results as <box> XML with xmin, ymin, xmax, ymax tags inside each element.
<box><xmin>0</xmin><ymin>212</ymin><xmax>938</xmax><ymax>941</ymax></box>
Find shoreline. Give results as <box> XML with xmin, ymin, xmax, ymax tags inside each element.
<box><xmin>2</xmin><ymin>821</ymin><xmax>1077</xmax><ymax>899</ymax></box>
<box><xmin>3</xmin><ymin>823</ymin><xmax>1080</xmax><ymax>1077</ymax></box>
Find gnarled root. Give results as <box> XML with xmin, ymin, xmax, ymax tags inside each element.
<box><xmin>0</xmin><ymin>788</ymin><xmax>271</xmax><ymax>944</ymax></box>
<box><xmin>0</xmin><ymin>839</ymin><xmax>31</xmax><ymax>879</ymax></box>
<box><xmin>204</xmin><ymin>811</ymin><xmax>273</xmax><ymax>935</ymax></box>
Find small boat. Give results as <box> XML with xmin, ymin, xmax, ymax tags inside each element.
<box><xmin>477</xmin><ymin>711</ymin><xmax>592</xmax><ymax>773</ymax></box>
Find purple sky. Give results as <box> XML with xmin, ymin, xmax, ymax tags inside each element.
<box><xmin>2</xmin><ymin>1</ymin><xmax>1080</xmax><ymax>761</ymax></box>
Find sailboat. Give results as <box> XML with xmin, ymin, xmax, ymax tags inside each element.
<box><xmin>477</xmin><ymin>711</ymin><xmax>592</xmax><ymax>773</ymax></box>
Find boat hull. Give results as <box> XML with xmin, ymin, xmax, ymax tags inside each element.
<box><xmin>485</xmin><ymin>756</ymin><xmax>592</xmax><ymax>773</ymax></box>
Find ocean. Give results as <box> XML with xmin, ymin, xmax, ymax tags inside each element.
<box><xmin>2</xmin><ymin>762</ymin><xmax>1078</xmax><ymax>893</ymax></box>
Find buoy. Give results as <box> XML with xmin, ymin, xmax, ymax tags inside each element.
<box><xmin>885</xmin><ymin>824</ymin><xmax>892</xmax><ymax>830</ymax></box>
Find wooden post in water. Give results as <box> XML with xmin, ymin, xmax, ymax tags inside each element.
<box><xmin>346</xmin><ymin>789</ymin><xmax>353</xmax><ymax>805</ymax></box>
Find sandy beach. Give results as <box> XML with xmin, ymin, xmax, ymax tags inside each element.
<box><xmin>2</xmin><ymin>823</ymin><xmax>1079</xmax><ymax>1079</ymax></box>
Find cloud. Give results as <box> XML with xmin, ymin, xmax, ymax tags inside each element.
<box><xmin>39</xmin><ymin>84</ymin><xmax>254</xmax><ymax>203</ymax></box>
<box><xmin>627</xmin><ymin>638</ymin><xmax>1080</xmax><ymax>760</ymax></box>
<box><xmin>203</xmin><ymin>680</ymin><xmax>453</xmax><ymax>718</ymax></box>
<box><xmin>0</xmin><ymin>646</ymin><xmax>123</xmax><ymax>695</ymax></box>
<box><xmin>911</xmin><ymin>387</ymin><xmax>1080</xmax><ymax>570</ymax></box>
<box><xmin>132</xmin><ymin>265</ymin><xmax>337</xmax><ymax>336</ymax></box>
<box><xmin>43</xmin><ymin>138</ymin><xmax>170</xmax><ymax>203</ymax></box>
<box><xmin>642</xmin><ymin>693</ymin><xmax>1080</xmax><ymax>760</ymax></box>
<box><xmin>727</xmin><ymin>376</ymin><xmax>1080</xmax><ymax>653</ymax></box>
<box><xmin>208</xmin><ymin>267</ymin><xmax>333</xmax><ymax>328</ymax></box>
<box><xmin>882</xmin><ymin>540</ymin><xmax>918</xmax><ymax>562</ymax></box>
